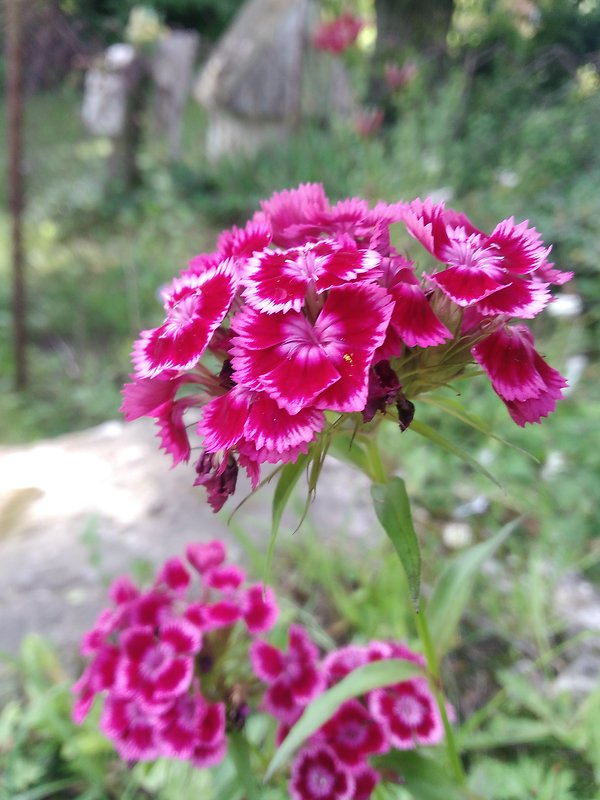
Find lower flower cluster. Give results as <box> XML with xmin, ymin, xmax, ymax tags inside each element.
<box><xmin>73</xmin><ymin>541</ymin><xmax>448</xmax><ymax>799</ymax></box>
<box><xmin>72</xmin><ymin>540</ymin><xmax>277</xmax><ymax>762</ymax></box>
<box><xmin>252</xmin><ymin>634</ymin><xmax>446</xmax><ymax>799</ymax></box>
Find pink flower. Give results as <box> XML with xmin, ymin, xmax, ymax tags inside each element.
<box><xmin>379</xmin><ymin>255</ymin><xmax>451</xmax><ymax>348</ymax></box>
<box><xmin>100</xmin><ymin>694</ymin><xmax>161</xmax><ymax>761</ymax></box>
<box><xmin>257</xmin><ymin>183</ymin><xmax>331</xmax><ymax>248</ymax></box>
<box><xmin>312</xmin><ymin>12</ymin><xmax>365</xmax><ymax>55</ymax></box>
<box><xmin>120</xmin><ymin>374</ymin><xmax>204</xmax><ymax>466</ymax></box>
<box><xmin>186</xmin><ymin>539</ymin><xmax>227</xmax><ymax>574</ymax></box>
<box><xmin>185</xmin><ymin>599</ymin><xmax>243</xmax><ymax>632</ymax></box>
<box><xmin>191</xmin><ymin>737</ymin><xmax>228</xmax><ymax>768</ymax></box>
<box><xmin>353</xmin><ymin>764</ymin><xmax>381</xmax><ymax>800</ymax></box>
<box><xmin>204</xmin><ymin>564</ymin><xmax>246</xmax><ymax>592</ymax></box>
<box><xmin>472</xmin><ymin>324</ymin><xmax>568</xmax><ymax>425</ymax></box>
<box><xmin>231</xmin><ymin>283</ymin><xmax>394</xmax><ymax>414</ymax></box>
<box><xmin>193</xmin><ymin>452</ymin><xmax>239</xmax><ymax>512</ymax></box>
<box><xmin>402</xmin><ymin>198</ymin><xmax>481</xmax><ymax>260</ymax></box>
<box><xmin>403</xmin><ymin>200</ymin><xmax>564</xmax><ymax>318</ymax></box>
<box><xmin>198</xmin><ymin>386</ymin><xmax>325</xmax><ymax>458</ymax></box>
<box><xmin>355</xmin><ymin>108</ymin><xmax>384</xmax><ymax>139</ymax></box>
<box><xmin>317</xmin><ymin>699</ymin><xmax>388</xmax><ymax>766</ymax></box>
<box><xmin>322</xmin><ymin>644</ymin><xmax>369</xmax><ymax>686</ymax></box>
<box><xmin>132</xmin><ymin>262</ymin><xmax>238</xmax><ymax>378</ymax></box>
<box><xmin>290</xmin><ymin>744</ymin><xmax>355</xmax><ymax>800</ymax></box>
<box><xmin>109</xmin><ymin>576</ymin><xmax>140</xmax><ymax>606</ymax></box>
<box><xmin>384</xmin><ymin>60</ymin><xmax>417</xmax><ymax>91</ymax></box>
<box><xmin>72</xmin><ymin>644</ymin><xmax>120</xmax><ymax>722</ymax></box>
<box><xmin>216</xmin><ymin>218</ymin><xmax>273</xmax><ymax>275</ymax></box>
<box><xmin>158</xmin><ymin>691</ymin><xmax>226</xmax><ymax>761</ymax></box>
<box><xmin>243</xmin><ymin>239</ymin><xmax>381</xmax><ymax>315</ymax></box>
<box><xmin>251</xmin><ymin>625</ymin><xmax>324</xmax><ymax>722</ymax></box>
<box><xmin>368</xmin><ymin>677</ymin><xmax>443</xmax><ymax>749</ymax></box>
<box><xmin>243</xmin><ymin>583</ymin><xmax>279</xmax><ymax>634</ymax></box>
<box><xmin>155</xmin><ymin>557</ymin><xmax>191</xmax><ymax>594</ymax></box>
<box><xmin>116</xmin><ymin>620</ymin><xmax>201</xmax><ymax>711</ymax></box>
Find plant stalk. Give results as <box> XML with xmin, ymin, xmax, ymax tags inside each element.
<box><xmin>367</xmin><ymin>436</ymin><xmax>466</xmax><ymax>786</ymax></box>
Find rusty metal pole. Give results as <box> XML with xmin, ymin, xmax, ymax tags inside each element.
<box><xmin>7</xmin><ymin>0</ymin><xmax>27</xmax><ymax>389</ymax></box>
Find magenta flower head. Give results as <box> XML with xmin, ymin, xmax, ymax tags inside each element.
<box><xmin>312</xmin><ymin>12</ymin><xmax>365</xmax><ymax>55</ymax></box>
<box><xmin>72</xmin><ymin>539</ymin><xmax>278</xmax><ymax>767</ymax></box>
<box><xmin>290</xmin><ymin>744</ymin><xmax>355</xmax><ymax>800</ymax></box>
<box><xmin>252</xmin><ymin>630</ymin><xmax>445</xmax><ymax>800</ymax></box>
<box><xmin>121</xmin><ymin>183</ymin><xmax>570</xmax><ymax>512</ymax></box>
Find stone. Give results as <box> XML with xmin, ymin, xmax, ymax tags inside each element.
<box><xmin>194</xmin><ymin>0</ymin><xmax>355</xmax><ymax>161</ymax></box>
<box><xmin>151</xmin><ymin>31</ymin><xmax>200</xmax><ymax>160</ymax></box>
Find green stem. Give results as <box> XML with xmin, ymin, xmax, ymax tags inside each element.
<box><xmin>368</xmin><ymin>438</ymin><xmax>467</xmax><ymax>787</ymax></box>
<box><xmin>366</xmin><ymin>435</ymin><xmax>387</xmax><ymax>484</ymax></box>
<box><xmin>414</xmin><ymin>604</ymin><xmax>466</xmax><ymax>786</ymax></box>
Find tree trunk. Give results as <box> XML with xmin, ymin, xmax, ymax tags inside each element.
<box><xmin>7</xmin><ymin>0</ymin><xmax>27</xmax><ymax>390</ymax></box>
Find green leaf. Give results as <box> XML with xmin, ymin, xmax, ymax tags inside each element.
<box><xmin>268</xmin><ymin>453</ymin><xmax>310</xmax><ymax>572</ymax></box>
<box><xmin>329</xmin><ymin>433</ymin><xmax>371</xmax><ymax>475</ymax></box>
<box><xmin>410</xmin><ymin>419</ymin><xmax>501</xmax><ymax>487</ymax></box>
<box><xmin>12</xmin><ymin>779</ymin><xmax>80</xmax><ymax>800</ymax></box>
<box><xmin>265</xmin><ymin>658</ymin><xmax>422</xmax><ymax>780</ymax></box>
<box><xmin>228</xmin><ymin>731</ymin><xmax>260</xmax><ymax>800</ymax></box>
<box><xmin>459</xmin><ymin>717</ymin><xmax>555</xmax><ymax>751</ymax></box>
<box><xmin>371</xmin><ymin>477</ymin><xmax>421</xmax><ymax>608</ymax></box>
<box><xmin>427</xmin><ymin>518</ymin><xmax>520</xmax><ymax>656</ymax></box>
<box><xmin>420</xmin><ymin>394</ymin><xmax>537</xmax><ymax>461</ymax></box>
<box><xmin>376</xmin><ymin>750</ymin><xmax>467</xmax><ymax>800</ymax></box>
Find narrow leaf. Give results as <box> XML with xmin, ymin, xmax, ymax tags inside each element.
<box><xmin>12</xmin><ymin>779</ymin><xmax>80</xmax><ymax>800</ymax></box>
<box><xmin>376</xmin><ymin>750</ymin><xmax>467</xmax><ymax>800</ymax></box>
<box><xmin>427</xmin><ymin>518</ymin><xmax>520</xmax><ymax>656</ymax></box>
<box><xmin>371</xmin><ymin>477</ymin><xmax>421</xmax><ymax>608</ymax></box>
<box><xmin>265</xmin><ymin>658</ymin><xmax>422</xmax><ymax>780</ymax></box>
<box><xmin>420</xmin><ymin>395</ymin><xmax>537</xmax><ymax>461</ymax></box>
<box><xmin>410</xmin><ymin>419</ymin><xmax>501</xmax><ymax>487</ymax></box>
<box><xmin>228</xmin><ymin>731</ymin><xmax>260</xmax><ymax>800</ymax></box>
<box><xmin>268</xmin><ymin>453</ymin><xmax>310</xmax><ymax>573</ymax></box>
<box><xmin>459</xmin><ymin>717</ymin><xmax>555</xmax><ymax>751</ymax></box>
<box><xmin>329</xmin><ymin>433</ymin><xmax>371</xmax><ymax>475</ymax></box>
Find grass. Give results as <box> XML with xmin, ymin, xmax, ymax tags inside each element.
<box><xmin>0</xmin><ymin>84</ymin><xmax>220</xmax><ymax>440</ymax></box>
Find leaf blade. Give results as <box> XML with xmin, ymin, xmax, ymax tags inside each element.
<box><xmin>376</xmin><ymin>750</ymin><xmax>467</xmax><ymax>800</ymax></box>
<box><xmin>410</xmin><ymin>419</ymin><xmax>501</xmax><ymax>487</ymax></box>
<box><xmin>268</xmin><ymin>453</ymin><xmax>310</xmax><ymax>574</ymax></box>
<box><xmin>265</xmin><ymin>658</ymin><xmax>422</xmax><ymax>780</ymax></box>
<box><xmin>371</xmin><ymin>477</ymin><xmax>421</xmax><ymax>608</ymax></box>
<box><xmin>427</xmin><ymin>517</ymin><xmax>520</xmax><ymax>656</ymax></box>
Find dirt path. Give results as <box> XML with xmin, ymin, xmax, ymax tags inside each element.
<box><xmin>0</xmin><ymin>419</ymin><xmax>373</xmax><ymax>674</ymax></box>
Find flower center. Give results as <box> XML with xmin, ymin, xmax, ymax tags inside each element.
<box><xmin>339</xmin><ymin>721</ymin><xmax>364</xmax><ymax>745</ymax></box>
<box><xmin>307</xmin><ymin>766</ymin><xmax>335</xmax><ymax>797</ymax></box>
<box><xmin>166</xmin><ymin>293</ymin><xmax>199</xmax><ymax>332</ymax></box>
<box><xmin>394</xmin><ymin>693</ymin><xmax>424</xmax><ymax>726</ymax></box>
<box><xmin>142</xmin><ymin>645</ymin><xmax>169</xmax><ymax>678</ymax></box>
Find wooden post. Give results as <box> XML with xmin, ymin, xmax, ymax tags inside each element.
<box><xmin>6</xmin><ymin>0</ymin><xmax>27</xmax><ymax>389</ymax></box>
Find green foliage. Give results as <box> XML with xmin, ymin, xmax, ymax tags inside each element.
<box><xmin>266</xmin><ymin>659</ymin><xmax>423</xmax><ymax>780</ymax></box>
<box><xmin>371</xmin><ymin>476</ymin><xmax>422</xmax><ymax>607</ymax></box>
<box><xmin>60</xmin><ymin>0</ymin><xmax>245</xmax><ymax>41</ymax></box>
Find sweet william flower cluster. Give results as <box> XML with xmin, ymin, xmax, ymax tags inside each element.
<box><xmin>73</xmin><ymin>540</ymin><xmax>445</xmax><ymax>799</ymax></box>
<box><xmin>72</xmin><ymin>540</ymin><xmax>277</xmax><ymax>763</ymax></box>
<box><xmin>122</xmin><ymin>183</ymin><xmax>572</xmax><ymax>511</ymax></box>
<box><xmin>252</xmin><ymin>633</ymin><xmax>447</xmax><ymax>799</ymax></box>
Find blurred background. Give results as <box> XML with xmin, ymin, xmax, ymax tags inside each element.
<box><xmin>1</xmin><ymin>0</ymin><xmax>600</xmax><ymax>798</ymax></box>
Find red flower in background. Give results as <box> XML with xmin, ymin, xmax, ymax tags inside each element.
<box><xmin>312</xmin><ymin>12</ymin><xmax>365</xmax><ymax>55</ymax></box>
